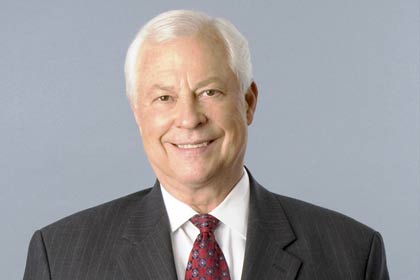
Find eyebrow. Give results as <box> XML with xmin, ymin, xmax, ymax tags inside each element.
<box><xmin>193</xmin><ymin>77</ymin><xmax>225</xmax><ymax>91</ymax></box>
<box><xmin>150</xmin><ymin>85</ymin><xmax>175</xmax><ymax>92</ymax></box>
<box><xmin>148</xmin><ymin>77</ymin><xmax>225</xmax><ymax>94</ymax></box>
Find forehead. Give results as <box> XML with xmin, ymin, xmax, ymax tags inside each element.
<box><xmin>136</xmin><ymin>34</ymin><xmax>232</xmax><ymax>84</ymax></box>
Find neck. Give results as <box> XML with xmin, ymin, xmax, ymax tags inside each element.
<box><xmin>159</xmin><ymin>169</ymin><xmax>244</xmax><ymax>213</ymax></box>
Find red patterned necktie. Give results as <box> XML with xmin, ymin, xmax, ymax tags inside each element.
<box><xmin>185</xmin><ymin>214</ymin><xmax>231</xmax><ymax>280</ymax></box>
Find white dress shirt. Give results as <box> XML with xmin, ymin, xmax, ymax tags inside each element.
<box><xmin>161</xmin><ymin>168</ymin><xmax>250</xmax><ymax>280</ymax></box>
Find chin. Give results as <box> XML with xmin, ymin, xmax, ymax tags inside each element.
<box><xmin>173</xmin><ymin>166</ymin><xmax>216</xmax><ymax>185</ymax></box>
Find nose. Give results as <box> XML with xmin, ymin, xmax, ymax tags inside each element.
<box><xmin>175</xmin><ymin>96</ymin><xmax>207</xmax><ymax>129</ymax></box>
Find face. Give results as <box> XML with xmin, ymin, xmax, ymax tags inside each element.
<box><xmin>131</xmin><ymin>33</ymin><xmax>257</xmax><ymax>194</ymax></box>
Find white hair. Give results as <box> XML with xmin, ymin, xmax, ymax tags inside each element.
<box><xmin>124</xmin><ymin>10</ymin><xmax>253</xmax><ymax>104</ymax></box>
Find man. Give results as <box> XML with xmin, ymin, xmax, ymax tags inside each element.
<box><xmin>24</xmin><ymin>10</ymin><xmax>389</xmax><ymax>280</ymax></box>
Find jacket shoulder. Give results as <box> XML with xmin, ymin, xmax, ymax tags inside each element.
<box><xmin>270</xmin><ymin>191</ymin><xmax>389</xmax><ymax>278</ymax></box>
<box><xmin>273</xmin><ymin>192</ymin><xmax>378</xmax><ymax>268</ymax></box>
<box><xmin>274</xmin><ymin>193</ymin><xmax>376</xmax><ymax>237</ymax></box>
<box><xmin>26</xmin><ymin>188</ymin><xmax>155</xmax><ymax>279</ymax></box>
<box><xmin>40</xmin><ymin>188</ymin><xmax>153</xmax><ymax>234</ymax></box>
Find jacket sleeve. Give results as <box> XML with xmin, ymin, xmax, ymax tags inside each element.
<box><xmin>364</xmin><ymin>231</ymin><xmax>390</xmax><ymax>280</ymax></box>
<box><xmin>23</xmin><ymin>230</ymin><xmax>52</xmax><ymax>280</ymax></box>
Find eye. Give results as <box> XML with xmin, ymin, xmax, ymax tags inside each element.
<box><xmin>200</xmin><ymin>89</ymin><xmax>221</xmax><ymax>97</ymax></box>
<box><xmin>156</xmin><ymin>95</ymin><xmax>172</xmax><ymax>102</ymax></box>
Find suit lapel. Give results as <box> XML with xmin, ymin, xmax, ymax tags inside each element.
<box><xmin>117</xmin><ymin>182</ymin><xmax>177</xmax><ymax>280</ymax></box>
<box><xmin>115</xmin><ymin>172</ymin><xmax>301</xmax><ymax>279</ymax></box>
<box><xmin>241</xmin><ymin>173</ymin><xmax>302</xmax><ymax>280</ymax></box>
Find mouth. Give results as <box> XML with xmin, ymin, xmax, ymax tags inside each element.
<box><xmin>174</xmin><ymin>140</ymin><xmax>212</xmax><ymax>149</ymax></box>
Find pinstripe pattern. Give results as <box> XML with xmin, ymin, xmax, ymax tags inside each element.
<box><xmin>242</xmin><ymin>171</ymin><xmax>389</xmax><ymax>279</ymax></box>
<box><xmin>24</xmin><ymin>173</ymin><xmax>389</xmax><ymax>279</ymax></box>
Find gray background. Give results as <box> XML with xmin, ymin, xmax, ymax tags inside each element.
<box><xmin>1</xmin><ymin>0</ymin><xmax>419</xmax><ymax>279</ymax></box>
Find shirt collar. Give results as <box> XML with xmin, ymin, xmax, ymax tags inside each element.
<box><xmin>161</xmin><ymin>168</ymin><xmax>250</xmax><ymax>239</ymax></box>
<box><xmin>210</xmin><ymin>169</ymin><xmax>249</xmax><ymax>239</ymax></box>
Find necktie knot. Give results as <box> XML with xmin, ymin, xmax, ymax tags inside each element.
<box><xmin>190</xmin><ymin>214</ymin><xmax>219</xmax><ymax>233</ymax></box>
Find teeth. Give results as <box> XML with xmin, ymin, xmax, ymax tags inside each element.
<box><xmin>177</xmin><ymin>142</ymin><xmax>209</xmax><ymax>149</ymax></box>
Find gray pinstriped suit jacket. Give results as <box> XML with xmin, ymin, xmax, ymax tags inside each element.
<box><xmin>24</xmin><ymin>172</ymin><xmax>389</xmax><ymax>279</ymax></box>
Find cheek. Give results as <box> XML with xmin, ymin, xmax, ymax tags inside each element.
<box><xmin>138</xmin><ymin>112</ymin><xmax>172</xmax><ymax>143</ymax></box>
<box><xmin>219</xmin><ymin>105</ymin><xmax>248</xmax><ymax>143</ymax></box>
<box><xmin>228</xmin><ymin>98</ymin><xmax>248</xmax><ymax>129</ymax></box>
<box><xmin>135</xmin><ymin>110</ymin><xmax>155</xmax><ymax>139</ymax></box>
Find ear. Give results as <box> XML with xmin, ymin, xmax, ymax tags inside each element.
<box><xmin>244</xmin><ymin>81</ymin><xmax>258</xmax><ymax>125</ymax></box>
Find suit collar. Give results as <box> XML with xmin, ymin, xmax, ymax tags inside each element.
<box><xmin>116</xmin><ymin>171</ymin><xmax>302</xmax><ymax>280</ymax></box>
<box><xmin>117</xmin><ymin>181</ymin><xmax>177</xmax><ymax>280</ymax></box>
<box><xmin>241</xmin><ymin>170</ymin><xmax>302</xmax><ymax>280</ymax></box>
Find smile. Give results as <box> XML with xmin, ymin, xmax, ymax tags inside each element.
<box><xmin>176</xmin><ymin>141</ymin><xmax>210</xmax><ymax>149</ymax></box>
